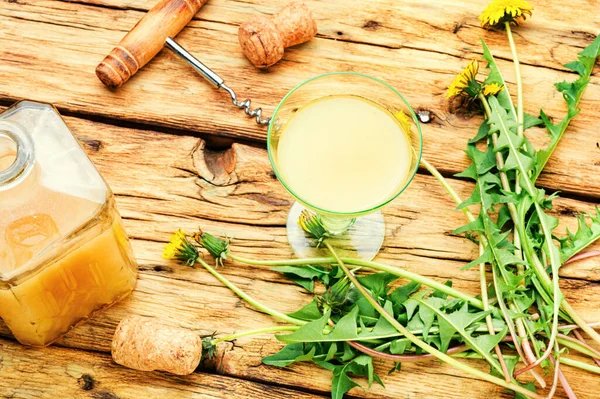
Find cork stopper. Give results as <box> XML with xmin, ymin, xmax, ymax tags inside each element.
<box><xmin>238</xmin><ymin>1</ymin><xmax>317</xmax><ymax>68</ymax></box>
<box><xmin>111</xmin><ymin>316</ymin><xmax>203</xmax><ymax>376</ymax></box>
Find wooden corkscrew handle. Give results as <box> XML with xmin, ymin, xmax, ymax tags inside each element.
<box><xmin>96</xmin><ymin>0</ymin><xmax>208</xmax><ymax>89</ymax></box>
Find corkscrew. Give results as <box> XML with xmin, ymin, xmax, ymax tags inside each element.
<box><xmin>165</xmin><ymin>38</ymin><xmax>270</xmax><ymax>125</ymax></box>
<box><xmin>95</xmin><ymin>0</ymin><xmax>315</xmax><ymax>126</ymax></box>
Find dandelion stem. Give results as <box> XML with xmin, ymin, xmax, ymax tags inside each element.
<box><xmin>196</xmin><ymin>257</ymin><xmax>306</xmax><ymax>326</ymax></box>
<box><xmin>211</xmin><ymin>326</ymin><xmax>299</xmax><ymax>346</ymax></box>
<box><xmin>560</xmin><ymin>357</ymin><xmax>600</xmax><ymax>375</ymax></box>
<box><xmin>504</xmin><ymin>22</ymin><xmax>524</xmax><ymax>138</ymax></box>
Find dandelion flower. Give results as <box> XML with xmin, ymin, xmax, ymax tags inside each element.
<box><xmin>479</xmin><ymin>0</ymin><xmax>533</xmax><ymax>29</ymax></box>
<box><xmin>446</xmin><ymin>60</ymin><xmax>480</xmax><ymax>99</ymax></box>
<box><xmin>482</xmin><ymin>83</ymin><xmax>504</xmax><ymax>96</ymax></box>
<box><xmin>163</xmin><ymin>229</ymin><xmax>199</xmax><ymax>266</ymax></box>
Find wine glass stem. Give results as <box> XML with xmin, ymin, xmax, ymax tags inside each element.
<box><xmin>318</xmin><ymin>214</ymin><xmax>356</xmax><ymax>235</ymax></box>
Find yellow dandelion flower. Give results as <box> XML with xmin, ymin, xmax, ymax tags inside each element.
<box><xmin>482</xmin><ymin>83</ymin><xmax>504</xmax><ymax>96</ymax></box>
<box><xmin>393</xmin><ymin>109</ymin><xmax>414</xmax><ymax>135</ymax></box>
<box><xmin>479</xmin><ymin>0</ymin><xmax>533</xmax><ymax>29</ymax></box>
<box><xmin>446</xmin><ymin>60</ymin><xmax>479</xmax><ymax>99</ymax></box>
<box><xmin>162</xmin><ymin>229</ymin><xmax>186</xmax><ymax>260</ymax></box>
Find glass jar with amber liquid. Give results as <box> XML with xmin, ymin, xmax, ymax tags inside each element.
<box><xmin>0</xmin><ymin>101</ymin><xmax>138</xmax><ymax>347</ymax></box>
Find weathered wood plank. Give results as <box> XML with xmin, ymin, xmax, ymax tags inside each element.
<box><xmin>1</xmin><ymin>115</ymin><xmax>598</xmax><ymax>398</ymax></box>
<box><xmin>0</xmin><ymin>338</ymin><xmax>327</xmax><ymax>399</ymax></box>
<box><xmin>0</xmin><ymin>0</ymin><xmax>599</xmax><ymax>197</ymax></box>
<box><xmin>51</xmin><ymin>0</ymin><xmax>600</xmax><ymax>72</ymax></box>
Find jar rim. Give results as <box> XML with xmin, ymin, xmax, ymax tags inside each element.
<box><xmin>0</xmin><ymin>121</ymin><xmax>35</xmax><ymax>190</ymax></box>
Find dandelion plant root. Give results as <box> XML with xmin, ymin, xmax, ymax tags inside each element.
<box><xmin>111</xmin><ymin>315</ymin><xmax>203</xmax><ymax>375</ymax></box>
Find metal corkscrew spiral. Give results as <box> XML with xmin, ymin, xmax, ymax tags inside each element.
<box><xmin>220</xmin><ymin>85</ymin><xmax>270</xmax><ymax>125</ymax></box>
<box><xmin>165</xmin><ymin>37</ymin><xmax>271</xmax><ymax>125</ymax></box>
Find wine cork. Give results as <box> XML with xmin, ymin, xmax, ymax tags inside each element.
<box><xmin>111</xmin><ymin>316</ymin><xmax>202</xmax><ymax>376</ymax></box>
<box><xmin>238</xmin><ymin>1</ymin><xmax>318</xmax><ymax>68</ymax></box>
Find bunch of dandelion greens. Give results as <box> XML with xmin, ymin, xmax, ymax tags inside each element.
<box><xmin>162</xmin><ymin>1</ymin><xmax>600</xmax><ymax>398</ymax></box>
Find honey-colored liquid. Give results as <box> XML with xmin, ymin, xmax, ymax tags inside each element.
<box><xmin>0</xmin><ymin>166</ymin><xmax>137</xmax><ymax>347</ymax></box>
<box><xmin>276</xmin><ymin>95</ymin><xmax>412</xmax><ymax>214</ymax></box>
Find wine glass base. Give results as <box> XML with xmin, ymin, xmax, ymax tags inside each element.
<box><xmin>286</xmin><ymin>202</ymin><xmax>385</xmax><ymax>261</ymax></box>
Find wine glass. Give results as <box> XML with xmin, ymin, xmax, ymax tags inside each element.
<box><xmin>268</xmin><ymin>72</ymin><xmax>422</xmax><ymax>260</ymax></box>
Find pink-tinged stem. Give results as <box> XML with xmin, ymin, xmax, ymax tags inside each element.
<box><xmin>559</xmin><ymin>321</ymin><xmax>600</xmax><ymax>331</ymax></box>
<box><xmin>514</xmin><ymin>339</ymin><xmax>555</xmax><ymax>377</ymax></box>
<box><xmin>325</xmin><ymin>318</ymin><xmax>472</xmax><ymax>363</ymax></box>
<box><xmin>559</xmin><ymin>333</ymin><xmax>600</xmax><ymax>359</ymax></box>
<box><xmin>347</xmin><ymin>337</ymin><xmax>512</xmax><ymax>363</ymax></box>
<box><xmin>346</xmin><ymin>340</ymin><xmax>469</xmax><ymax>362</ymax></box>
<box><xmin>564</xmin><ymin>250</ymin><xmax>600</xmax><ymax>265</ymax></box>
<box><xmin>546</xmin><ymin>353</ymin><xmax>561</xmax><ymax>399</ymax></box>
<box><xmin>520</xmin><ymin>336</ymin><xmax>547</xmax><ymax>388</ymax></box>
<box><xmin>550</xmin><ymin>354</ymin><xmax>578</xmax><ymax>399</ymax></box>
<box><xmin>573</xmin><ymin>330</ymin><xmax>600</xmax><ymax>367</ymax></box>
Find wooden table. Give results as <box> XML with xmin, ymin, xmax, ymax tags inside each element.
<box><xmin>1</xmin><ymin>0</ymin><xmax>599</xmax><ymax>398</ymax></box>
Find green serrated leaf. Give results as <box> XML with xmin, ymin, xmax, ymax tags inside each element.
<box><xmin>357</xmin><ymin>272</ymin><xmax>399</xmax><ymax>297</ymax></box>
<box><xmin>288</xmin><ymin>298</ymin><xmax>323</xmax><ymax>321</ymax></box>
<box><xmin>560</xmin><ymin>208</ymin><xmax>600</xmax><ymax>262</ymax></box>
<box><xmin>389</xmin><ymin>281</ymin><xmax>421</xmax><ymax>311</ymax></box>
<box><xmin>325</xmin><ymin>342</ymin><xmax>337</xmax><ymax>362</ymax></box>
<box><xmin>469</xmin><ymin>326</ymin><xmax>508</xmax><ymax>354</ymax></box>
<box><xmin>331</xmin><ymin>367</ymin><xmax>360</xmax><ymax>399</ymax></box>
<box><xmin>262</xmin><ymin>343</ymin><xmax>307</xmax><ymax>367</ymax></box>
<box><xmin>358</xmin><ymin>301</ymin><xmax>399</xmax><ymax>339</ymax></box>
<box><xmin>462</xmin><ymin>245</ymin><xmax>493</xmax><ymax>270</ymax></box>
<box><xmin>481</xmin><ymin>39</ymin><xmax>517</xmax><ymax>117</ymax></box>
<box><xmin>535</xmin><ymin>34</ymin><xmax>600</xmax><ymax>179</ymax></box>
<box><xmin>523</xmin><ymin>113</ymin><xmax>543</xmax><ymax>130</ymax></box>
<box><xmin>469</xmin><ymin>120</ymin><xmax>491</xmax><ymax>143</ymax></box>
<box><xmin>327</xmin><ymin>307</ymin><xmax>359</xmax><ymax>341</ymax></box>
<box><xmin>390</xmin><ymin>339</ymin><xmax>409</xmax><ymax>355</ymax></box>
<box><xmin>514</xmin><ymin>382</ymin><xmax>537</xmax><ymax>399</ymax></box>
<box><xmin>419</xmin><ymin>300</ymin><xmax>436</xmax><ymax>340</ymax></box>
<box><xmin>487</xmin><ymin>96</ymin><xmax>537</xmax><ymax>196</ymax></box>
<box><xmin>276</xmin><ymin>310</ymin><xmax>330</xmax><ymax>343</ymax></box>
<box><xmin>340</xmin><ymin>342</ymin><xmax>356</xmax><ymax>362</ymax></box>
<box><xmin>417</xmin><ymin>299</ymin><xmax>500</xmax><ymax>372</ymax></box>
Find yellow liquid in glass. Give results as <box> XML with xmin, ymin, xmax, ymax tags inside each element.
<box><xmin>0</xmin><ymin>166</ymin><xmax>137</xmax><ymax>347</ymax></box>
<box><xmin>276</xmin><ymin>95</ymin><xmax>412</xmax><ymax>214</ymax></box>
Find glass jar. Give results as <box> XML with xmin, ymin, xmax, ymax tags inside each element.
<box><xmin>0</xmin><ymin>101</ymin><xmax>138</xmax><ymax>347</ymax></box>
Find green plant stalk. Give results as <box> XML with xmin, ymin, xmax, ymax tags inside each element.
<box><xmin>421</xmin><ymin>157</ymin><xmax>510</xmax><ymax>380</ymax></box>
<box><xmin>324</xmin><ymin>242</ymin><xmax>543</xmax><ymax>399</ymax></box>
<box><xmin>505</xmin><ymin>21</ymin><xmax>525</xmax><ymax>190</ymax></box>
<box><xmin>556</xmin><ymin>337</ymin><xmax>600</xmax><ymax>360</ymax></box>
<box><xmin>534</xmin><ymin>201</ymin><xmax>564</xmax><ymax>353</ymax></box>
<box><xmin>228</xmin><ymin>253</ymin><xmax>485</xmax><ymax>309</ymax></box>
<box><xmin>479</xmin><ymin>243</ymin><xmax>512</xmax><ymax>382</ymax></box>
<box><xmin>211</xmin><ymin>326</ymin><xmax>299</xmax><ymax>345</ymax></box>
<box><xmin>196</xmin><ymin>258</ymin><xmax>306</xmax><ymax>326</ymax></box>
<box><xmin>561</xmin><ymin>300</ymin><xmax>600</xmax><ymax>344</ymax></box>
<box><xmin>560</xmin><ymin>357</ymin><xmax>600</xmax><ymax>375</ymax></box>
<box><xmin>420</xmin><ymin>158</ymin><xmax>476</xmax><ymax>223</ymax></box>
<box><xmin>491</xmin><ymin>262</ymin><xmax>528</xmax><ymax>362</ymax></box>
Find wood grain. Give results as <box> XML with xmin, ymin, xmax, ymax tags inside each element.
<box><xmin>1</xmin><ymin>115</ymin><xmax>598</xmax><ymax>398</ymax></box>
<box><xmin>96</xmin><ymin>0</ymin><xmax>209</xmax><ymax>88</ymax></box>
<box><xmin>1</xmin><ymin>0</ymin><xmax>599</xmax><ymax>397</ymax></box>
<box><xmin>0</xmin><ymin>338</ymin><xmax>327</xmax><ymax>399</ymax></box>
<box><xmin>0</xmin><ymin>0</ymin><xmax>599</xmax><ymax>197</ymax></box>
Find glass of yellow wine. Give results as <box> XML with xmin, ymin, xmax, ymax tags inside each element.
<box><xmin>268</xmin><ymin>72</ymin><xmax>422</xmax><ymax>260</ymax></box>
